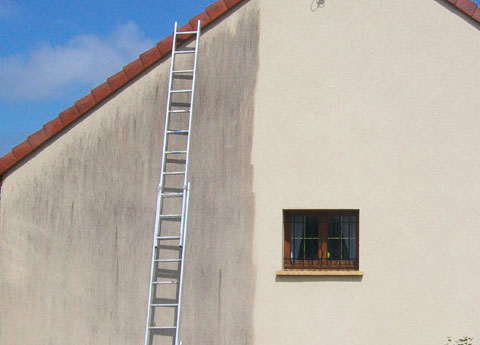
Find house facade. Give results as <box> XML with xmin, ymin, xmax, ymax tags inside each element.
<box><xmin>1</xmin><ymin>0</ymin><xmax>480</xmax><ymax>344</ymax></box>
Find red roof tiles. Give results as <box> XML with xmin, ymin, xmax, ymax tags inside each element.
<box><xmin>447</xmin><ymin>0</ymin><xmax>480</xmax><ymax>20</ymax></box>
<box><xmin>0</xmin><ymin>0</ymin><xmax>248</xmax><ymax>177</ymax></box>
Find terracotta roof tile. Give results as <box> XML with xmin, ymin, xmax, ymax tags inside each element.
<box><xmin>190</xmin><ymin>12</ymin><xmax>212</xmax><ymax>29</ymax></box>
<box><xmin>12</xmin><ymin>141</ymin><xmax>33</xmax><ymax>161</ymax></box>
<box><xmin>224</xmin><ymin>0</ymin><xmax>245</xmax><ymax>8</ymax></box>
<box><xmin>472</xmin><ymin>6</ymin><xmax>480</xmax><ymax>20</ymax></box>
<box><xmin>206</xmin><ymin>1</ymin><xmax>229</xmax><ymax>21</ymax></box>
<box><xmin>59</xmin><ymin>106</ymin><xmax>81</xmax><ymax>126</ymax></box>
<box><xmin>27</xmin><ymin>129</ymin><xmax>48</xmax><ymax>150</ymax></box>
<box><xmin>91</xmin><ymin>82</ymin><xmax>113</xmax><ymax>103</ymax></box>
<box><xmin>156</xmin><ymin>36</ymin><xmax>174</xmax><ymax>56</ymax></box>
<box><xmin>0</xmin><ymin>152</ymin><xmax>16</xmax><ymax>173</ymax></box>
<box><xmin>123</xmin><ymin>59</ymin><xmax>145</xmax><ymax>79</ymax></box>
<box><xmin>75</xmin><ymin>94</ymin><xmax>96</xmax><ymax>115</ymax></box>
<box><xmin>107</xmin><ymin>70</ymin><xmax>129</xmax><ymax>92</ymax></box>
<box><xmin>0</xmin><ymin>0</ymin><xmax>248</xmax><ymax>176</ymax></box>
<box><xmin>456</xmin><ymin>0</ymin><xmax>478</xmax><ymax>15</ymax></box>
<box><xmin>447</xmin><ymin>0</ymin><xmax>480</xmax><ymax>21</ymax></box>
<box><xmin>140</xmin><ymin>47</ymin><xmax>163</xmax><ymax>68</ymax></box>
<box><xmin>43</xmin><ymin>117</ymin><xmax>65</xmax><ymax>137</ymax></box>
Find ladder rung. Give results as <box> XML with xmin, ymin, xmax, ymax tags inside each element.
<box><xmin>163</xmin><ymin>171</ymin><xmax>185</xmax><ymax>175</ymax></box>
<box><xmin>158</xmin><ymin>214</ymin><xmax>181</xmax><ymax>219</ymax></box>
<box><xmin>169</xmin><ymin>109</ymin><xmax>190</xmax><ymax>113</ymax></box>
<box><xmin>170</xmin><ymin>89</ymin><xmax>192</xmax><ymax>93</ymax></box>
<box><xmin>175</xmin><ymin>50</ymin><xmax>195</xmax><ymax>54</ymax></box>
<box><xmin>165</xmin><ymin>151</ymin><xmax>187</xmax><ymax>155</ymax></box>
<box><xmin>149</xmin><ymin>326</ymin><xmax>176</xmax><ymax>330</ymax></box>
<box><xmin>151</xmin><ymin>303</ymin><xmax>178</xmax><ymax>307</ymax></box>
<box><xmin>172</xmin><ymin>69</ymin><xmax>194</xmax><ymax>74</ymax></box>
<box><xmin>161</xmin><ymin>192</ymin><xmax>183</xmax><ymax>197</ymax></box>
<box><xmin>153</xmin><ymin>281</ymin><xmax>178</xmax><ymax>285</ymax></box>
<box><xmin>177</xmin><ymin>30</ymin><xmax>197</xmax><ymax>35</ymax></box>
<box><xmin>154</xmin><ymin>258</ymin><xmax>182</xmax><ymax>262</ymax></box>
<box><xmin>157</xmin><ymin>236</ymin><xmax>181</xmax><ymax>240</ymax></box>
<box><xmin>167</xmin><ymin>130</ymin><xmax>189</xmax><ymax>134</ymax></box>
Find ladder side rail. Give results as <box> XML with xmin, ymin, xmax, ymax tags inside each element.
<box><xmin>143</xmin><ymin>21</ymin><xmax>179</xmax><ymax>345</ymax></box>
<box><xmin>143</xmin><ymin>184</ymin><xmax>163</xmax><ymax>345</ymax></box>
<box><xmin>178</xmin><ymin>184</ymin><xmax>187</xmax><ymax>246</ymax></box>
<box><xmin>175</xmin><ymin>20</ymin><xmax>200</xmax><ymax>345</ymax></box>
<box><xmin>159</xmin><ymin>21</ymin><xmax>179</xmax><ymax>200</ymax></box>
<box><xmin>182</xmin><ymin>20</ymin><xmax>201</xmax><ymax>189</ymax></box>
<box><xmin>174</xmin><ymin>182</ymin><xmax>192</xmax><ymax>345</ymax></box>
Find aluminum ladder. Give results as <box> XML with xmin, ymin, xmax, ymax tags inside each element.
<box><xmin>143</xmin><ymin>20</ymin><xmax>201</xmax><ymax>345</ymax></box>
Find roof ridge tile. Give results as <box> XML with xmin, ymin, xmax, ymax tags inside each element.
<box><xmin>107</xmin><ymin>70</ymin><xmax>129</xmax><ymax>92</ymax></box>
<box><xmin>0</xmin><ymin>153</ymin><xmax>16</xmax><ymax>173</ymax></box>
<box><xmin>206</xmin><ymin>1</ymin><xmax>229</xmax><ymax>21</ymax></box>
<box><xmin>27</xmin><ymin>129</ymin><xmax>49</xmax><ymax>150</ymax></box>
<box><xmin>43</xmin><ymin>117</ymin><xmax>65</xmax><ymax>137</ymax></box>
<box><xmin>59</xmin><ymin>106</ymin><xmax>82</xmax><ymax>126</ymax></box>
<box><xmin>224</xmin><ymin>0</ymin><xmax>245</xmax><ymax>8</ymax></box>
<box><xmin>190</xmin><ymin>12</ymin><xmax>212</xmax><ymax>29</ymax></box>
<box><xmin>123</xmin><ymin>59</ymin><xmax>145</xmax><ymax>79</ymax></box>
<box><xmin>91</xmin><ymin>82</ymin><xmax>114</xmax><ymax>103</ymax></box>
<box><xmin>456</xmin><ymin>0</ymin><xmax>478</xmax><ymax>16</ymax></box>
<box><xmin>140</xmin><ymin>46</ymin><xmax>163</xmax><ymax>68</ymax></box>
<box><xmin>12</xmin><ymin>141</ymin><xmax>33</xmax><ymax>161</ymax></box>
<box><xmin>75</xmin><ymin>94</ymin><xmax>96</xmax><ymax>115</ymax></box>
<box><xmin>156</xmin><ymin>36</ymin><xmax>174</xmax><ymax>55</ymax></box>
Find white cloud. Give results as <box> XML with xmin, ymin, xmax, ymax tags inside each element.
<box><xmin>0</xmin><ymin>21</ymin><xmax>154</xmax><ymax>101</ymax></box>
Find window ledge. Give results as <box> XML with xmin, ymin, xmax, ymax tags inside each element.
<box><xmin>276</xmin><ymin>270</ymin><xmax>364</xmax><ymax>277</ymax></box>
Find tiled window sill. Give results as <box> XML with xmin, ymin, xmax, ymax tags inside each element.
<box><xmin>276</xmin><ymin>270</ymin><xmax>364</xmax><ymax>277</ymax></box>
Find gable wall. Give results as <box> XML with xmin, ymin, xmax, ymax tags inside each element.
<box><xmin>251</xmin><ymin>0</ymin><xmax>480</xmax><ymax>344</ymax></box>
<box><xmin>0</xmin><ymin>2</ymin><xmax>258</xmax><ymax>345</ymax></box>
<box><xmin>2</xmin><ymin>1</ymin><xmax>480</xmax><ymax>344</ymax></box>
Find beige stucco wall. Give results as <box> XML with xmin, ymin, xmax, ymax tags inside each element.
<box><xmin>252</xmin><ymin>0</ymin><xmax>480</xmax><ymax>344</ymax></box>
<box><xmin>0</xmin><ymin>2</ymin><xmax>258</xmax><ymax>345</ymax></box>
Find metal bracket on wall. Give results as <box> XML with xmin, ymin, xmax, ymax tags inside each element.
<box><xmin>311</xmin><ymin>0</ymin><xmax>325</xmax><ymax>11</ymax></box>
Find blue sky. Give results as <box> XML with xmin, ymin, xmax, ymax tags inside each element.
<box><xmin>0</xmin><ymin>0</ymin><xmax>215</xmax><ymax>156</ymax></box>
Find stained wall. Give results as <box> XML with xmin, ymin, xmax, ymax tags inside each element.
<box><xmin>0</xmin><ymin>2</ymin><xmax>258</xmax><ymax>345</ymax></box>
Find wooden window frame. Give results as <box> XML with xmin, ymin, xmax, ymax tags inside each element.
<box><xmin>283</xmin><ymin>209</ymin><xmax>359</xmax><ymax>270</ymax></box>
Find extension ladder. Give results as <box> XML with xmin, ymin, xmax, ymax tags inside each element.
<box><xmin>143</xmin><ymin>20</ymin><xmax>201</xmax><ymax>345</ymax></box>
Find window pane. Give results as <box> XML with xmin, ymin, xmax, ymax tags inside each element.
<box><xmin>305</xmin><ymin>239</ymin><xmax>319</xmax><ymax>260</ymax></box>
<box><xmin>305</xmin><ymin>216</ymin><xmax>319</xmax><ymax>238</ymax></box>
<box><xmin>341</xmin><ymin>238</ymin><xmax>351</xmax><ymax>260</ymax></box>
<box><xmin>349</xmin><ymin>219</ymin><xmax>356</xmax><ymax>238</ymax></box>
<box><xmin>327</xmin><ymin>239</ymin><xmax>341</xmax><ymax>260</ymax></box>
<box><xmin>328</xmin><ymin>216</ymin><xmax>341</xmax><ymax>238</ymax></box>
<box><xmin>291</xmin><ymin>216</ymin><xmax>304</xmax><ymax>238</ymax></box>
<box><xmin>349</xmin><ymin>239</ymin><xmax>356</xmax><ymax>259</ymax></box>
<box><xmin>291</xmin><ymin>238</ymin><xmax>304</xmax><ymax>260</ymax></box>
<box><xmin>340</xmin><ymin>215</ymin><xmax>349</xmax><ymax>239</ymax></box>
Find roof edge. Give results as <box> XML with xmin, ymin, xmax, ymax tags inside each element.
<box><xmin>0</xmin><ymin>0</ymin><xmax>247</xmax><ymax>177</ymax></box>
<box><xmin>445</xmin><ymin>0</ymin><xmax>480</xmax><ymax>22</ymax></box>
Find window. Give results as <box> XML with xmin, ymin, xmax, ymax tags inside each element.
<box><xmin>283</xmin><ymin>210</ymin><xmax>359</xmax><ymax>270</ymax></box>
